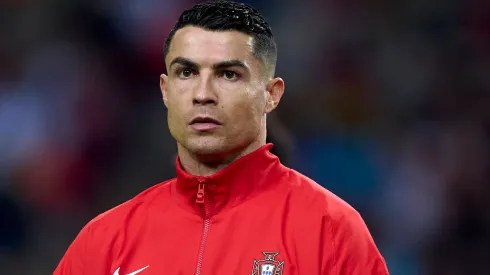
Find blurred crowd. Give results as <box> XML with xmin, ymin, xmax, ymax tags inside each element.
<box><xmin>1</xmin><ymin>0</ymin><xmax>490</xmax><ymax>274</ymax></box>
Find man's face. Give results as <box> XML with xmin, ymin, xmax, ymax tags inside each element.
<box><xmin>161</xmin><ymin>27</ymin><xmax>272</xmax><ymax>157</ymax></box>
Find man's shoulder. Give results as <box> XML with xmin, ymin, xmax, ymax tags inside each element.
<box><xmin>86</xmin><ymin>178</ymin><xmax>176</xmax><ymax>231</ymax></box>
<box><xmin>284</xmin><ymin>170</ymin><xmax>388</xmax><ymax>274</ymax></box>
<box><xmin>285</xmin><ymin>168</ymin><xmax>359</xmax><ymax>221</ymax></box>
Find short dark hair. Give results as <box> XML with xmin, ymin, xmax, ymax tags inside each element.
<box><xmin>164</xmin><ymin>0</ymin><xmax>277</xmax><ymax>77</ymax></box>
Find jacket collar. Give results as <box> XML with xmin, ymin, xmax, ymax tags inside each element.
<box><xmin>171</xmin><ymin>143</ymin><xmax>286</xmax><ymax>217</ymax></box>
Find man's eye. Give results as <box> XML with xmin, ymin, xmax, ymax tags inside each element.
<box><xmin>221</xmin><ymin>71</ymin><xmax>239</xmax><ymax>81</ymax></box>
<box><xmin>178</xmin><ymin>69</ymin><xmax>194</xmax><ymax>78</ymax></box>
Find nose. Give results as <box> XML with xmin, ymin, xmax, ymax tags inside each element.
<box><xmin>193</xmin><ymin>73</ymin><xmax>218</xmax><ymax>106</ymax></box>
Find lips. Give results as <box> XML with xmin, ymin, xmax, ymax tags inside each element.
<box><xmin>189</xmin><ymin>116</ymin><xmax>222</xmax><ymax>131</ymax></box>
<box><xmin>189</xmin><ymin>117</ymin><xmax>222</xmax><ymax>125</ymax></box>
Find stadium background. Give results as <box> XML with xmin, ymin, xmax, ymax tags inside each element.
<box><xmin>1</xmin><ymin>0</ymin><xmax>489</xmax><ymax>274</ymax></box>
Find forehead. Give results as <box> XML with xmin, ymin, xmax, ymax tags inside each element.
<box><xmin>167</xmin><ymin>26</ymin><xmax>257</xmax><ymax>67</ymax></box>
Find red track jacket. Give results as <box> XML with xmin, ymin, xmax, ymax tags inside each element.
<box><xmin>54</xmin><ymin>144</ymin><xmax>388</xmax><ymax>275</ymax></box>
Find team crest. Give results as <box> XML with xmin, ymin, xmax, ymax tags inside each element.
<box><xmin>251</xmin><ymin>252</ymin><xmax>285</xmax><ymax>275</ymax></box>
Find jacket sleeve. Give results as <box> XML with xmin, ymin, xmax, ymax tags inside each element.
<box><xmin>325</xmin><ymin>208</ymin><xmax>389</xmax><ymax>275</ymax></box>
<box><xmin>53</xmin><ymin>224</ymin><xmax>90</xmax><ymax>275</ymax></box>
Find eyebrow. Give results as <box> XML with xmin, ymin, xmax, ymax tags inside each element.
<box><xmin>212</xmin><ymin>60</ymin><xmax>248</xmax><ymax>71</ymax></box>
<box><xmin>170</xmin><ymin>57</ymin><xmax>199</xmax><ymax>69</ymax></box>
<box><xmin>169</xmin><ymin>57</ymin><xmax>249</xmax><ymax>71</ymax></box>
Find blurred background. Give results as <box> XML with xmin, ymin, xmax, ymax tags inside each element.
<box><xmin>1</xmin><ymin>0</ymin><xmax>490</xmax><ymax>274</ymax></box>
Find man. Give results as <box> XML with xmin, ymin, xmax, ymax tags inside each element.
<box><xmin>54</xmin><ymin>1</ymin><xmax>389</xmax><ymax>274</ymax></box>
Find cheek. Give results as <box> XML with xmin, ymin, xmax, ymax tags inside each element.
<box><xmin>226</xmin><ymin>93</ymin><xmax>263</xmax><ymax>127</ymax></box>
<box><xmin>166</xmin><ymin>102</ymin><xmax>189</xmax><ymax>142</ymax></box>
<box><xmin>216</xmin><ymin>78</ymin><xmax>240</xmax><ymax>91</ymax></box>
<box><xmin>166</xmin><ymin>105</ymin><xmax>179</xmax><ymax>134</ymax></box>
<box><xmin>174</xmin><ymin>78</ymin><xmax>197</xmax><ymax>91</ymax></box>
<box><xmin>166</xmin><ymin>90</ymin><xmax>188</xmax><ymax>127</ymax></box>
<box><xmin>168</xmin><ymin>105</ymin><xmax>186</xmax><ymax>127</ymax></box>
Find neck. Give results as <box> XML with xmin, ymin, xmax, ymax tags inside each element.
<box><xmin>177</xmin><ymin>139</ymin><xmax>265</xmax><ymax>176</ymax></box>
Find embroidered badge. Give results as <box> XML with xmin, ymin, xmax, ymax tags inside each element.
<box><xmin>251</xmin><ymin>252</ymin><xmax>285</xmax><ymax>275</ymax></box>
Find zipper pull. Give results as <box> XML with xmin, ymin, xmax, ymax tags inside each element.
<box><xmin>196</xmin><ymin>179</ymin><xmax>205</xmax><ymax>204</ymax></box>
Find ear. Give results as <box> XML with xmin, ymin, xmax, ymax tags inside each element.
<box><xmin>160</xmin><ymin>74</ymin><xmax>169</xmax><ymax>108</ymax></box>
<box><xmin>264</xmin><ymin>77</ymin><xmax>285</xmax><ymax>113</ymax></box>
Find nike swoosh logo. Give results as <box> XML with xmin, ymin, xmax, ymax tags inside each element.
<box><xmin>113</xmin><ymin>265</ymin><xmax>149</xmax><ymax>275</ymax></box>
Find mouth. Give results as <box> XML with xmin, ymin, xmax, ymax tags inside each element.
<box><xmin>189</xmin><ymin>116</ymin><xmax>222</xmax><ymax>131</ymax></box>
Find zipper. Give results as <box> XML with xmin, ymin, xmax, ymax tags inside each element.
<box><xmin>195</xmin><ymin>178</ymin><xmax>210</xmax><ymax>275</ymax></box>
<box><xmin>196</xmin><ymin>181</ymin><xmax>205</xmax><ymax>204</ymax></box>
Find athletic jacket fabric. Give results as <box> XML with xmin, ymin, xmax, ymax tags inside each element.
<box><xmin>54</xmin><ymin>144</ymin><xmax>389</xmax><ymax>275</ymax></box>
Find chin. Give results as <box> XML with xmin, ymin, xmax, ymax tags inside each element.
<box><xmin>185</xmin><ymin>136</ymin><xmax>229</xmax><ymax>156</ymax></box>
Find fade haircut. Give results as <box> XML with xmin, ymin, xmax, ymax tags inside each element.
<box><xmin>164</xmin><ymin>0</ymin><xmax>277</xmax><ymax>78</ymax></box>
